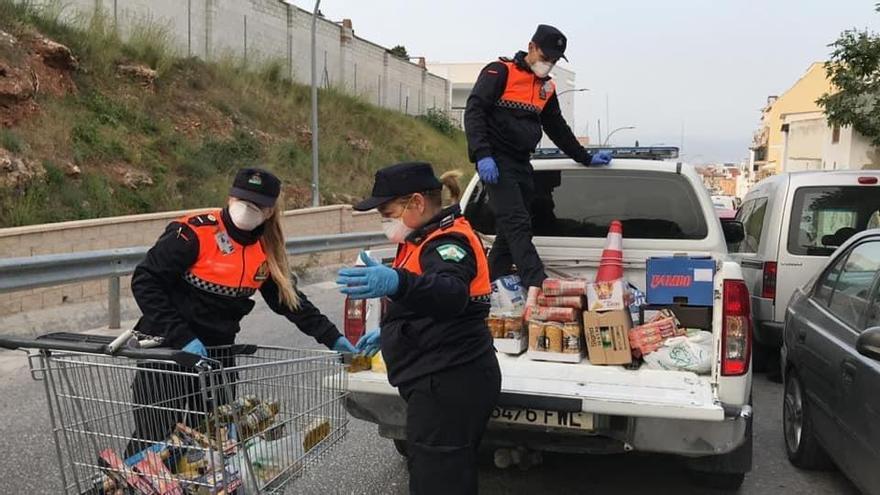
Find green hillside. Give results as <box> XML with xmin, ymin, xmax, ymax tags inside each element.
<box><xmin>0</xmin><ymin>1</ymin><xmax>469</xmax><ymax>227</ymax></box>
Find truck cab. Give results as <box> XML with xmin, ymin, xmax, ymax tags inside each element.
<box><xmin>343</xmin><ymin>149</ymin><xmax>754</xmax><ymax>490</ymax></box>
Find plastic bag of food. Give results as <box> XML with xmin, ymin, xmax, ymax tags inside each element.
<box><xmin>643</xmin><ymin>331</ymin><xmax>713</xmax><ymax>374</ymax></box>
<box><xmin>490</xmin><ymin>275</ymin><xmax>526</xmax><ymax>312</ymax></box>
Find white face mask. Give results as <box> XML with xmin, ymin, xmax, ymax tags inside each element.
<box><xmin>531</xmin><ymin>60</ymin><xmax>555</xmax><ymax>78</ymax></box>
<box><xmin>381</xmin><ymin>217</ymin><xmax>414</xmax><ymax>244</ymax></box>
<box><xmin>229</xmin><ymin>201</ymin><xmax>266</xmax><ymax>231</ymax></box>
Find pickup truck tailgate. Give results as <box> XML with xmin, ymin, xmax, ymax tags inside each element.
<box><xmin>496</xmin><ymin>354</ymin><xmax>724</xmax><ymax>421</ymax></box>
<box><xmin>348</xmin><ymin>354</ymin><xmax>725</xmax><ymax>422</ymax></box>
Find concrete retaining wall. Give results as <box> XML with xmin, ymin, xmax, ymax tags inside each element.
<box><xmin>0</xmin><ymin>205</ymin><xmax>381</xmax><ymax>316</ymax></box>
<box><xmin>27</xmin><ymin>0</ymin><xmax>450</xmax><ymax>115</ymax></box>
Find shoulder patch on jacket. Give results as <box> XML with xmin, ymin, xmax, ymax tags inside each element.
<box><xmin>436</xmin><ymin>243</ymin><xmax>467</xmax><ymax>262</ymax></box>
<box><xmin>187</xmin><ymin>213</ymin><xmax>219</xmax><ymax>227</ymax></box>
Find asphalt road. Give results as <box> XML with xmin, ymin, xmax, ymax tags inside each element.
<box><xmin>0</xmin><ymin>281</ymin><xmax>862</xmax><ymax>494</ymax></box>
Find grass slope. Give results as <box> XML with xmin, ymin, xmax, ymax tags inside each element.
<box><xmin>0</xmin><ymin>1</ymin><xmax>469</xmax><ymax>227</ymax></box>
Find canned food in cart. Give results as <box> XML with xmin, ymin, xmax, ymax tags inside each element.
<box><xmin>0</xmin><ymin>333</ymin><xmax>349</xmax><ymax>495</ymax></box>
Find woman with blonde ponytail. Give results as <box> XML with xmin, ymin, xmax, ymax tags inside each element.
<box><xmin>125</xmin><ymin>167</ymin><xmax>353</xmax><ymax>456</ymax></box>
<box><xmin>338</xmin><ymin>161</ymin><xmax>500</xmax><ymax>494</ymax></box>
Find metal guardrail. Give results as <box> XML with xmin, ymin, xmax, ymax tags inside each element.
<box><xmin>0</xmin><ymin>231</ymin><xmax>388</xmax><ymax>328</ymax></box>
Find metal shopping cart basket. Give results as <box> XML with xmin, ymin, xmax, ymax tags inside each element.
<box><xmin>0</xmin><ymin>332</ymin><xmax>349</xmax><ymax>494</ymax></box>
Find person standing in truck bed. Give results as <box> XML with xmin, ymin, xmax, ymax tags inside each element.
<box><xmin>464</xmin><ymin>24</ymin><xmax>612</xmax><ymax>311</ymax></box>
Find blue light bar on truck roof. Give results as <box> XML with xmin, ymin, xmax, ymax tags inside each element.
<box><xmin>532</xmin><ymin>146</ymin><xmax>680</xmax><ymax>161</ymax></box>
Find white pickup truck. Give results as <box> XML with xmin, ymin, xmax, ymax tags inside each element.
<box><xmin>343</xmin><ymin>151</ymin><xmax>754</xmax><ymax>490</ymax></box>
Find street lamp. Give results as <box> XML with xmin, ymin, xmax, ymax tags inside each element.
<box><xmin>556</xmin><ymin>88</ymin><xmax>589</xmax><ymax>97</ymax></box>
<box><xmin>310</xmin><ymin>0</ymin><xmax>322</xmax><ymax>207</ymax></box>
<box><xmin>603</xmin><ymin>126</ymin><xmax>636</xmax><ymax>146</ymax></box>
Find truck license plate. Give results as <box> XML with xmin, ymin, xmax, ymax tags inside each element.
<box><xmin>490</xmin><ymin>407</ymin><xmax>593</xmax><ymax>431</ymax></box>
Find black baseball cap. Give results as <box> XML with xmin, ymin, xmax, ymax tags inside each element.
<box><xmin>229</xmin><ymin>168</ymin><xmax>281</xmax><ymax>207</ymax></box>
<box><xmin>353</xmin><ymin>162</ymin><xmax>442</xmax><ymax>211</ymax></box>
<box><xmin>532</xmin><ymin>24</ymin><xmax>568</xmax><ymax>62</ymax></box>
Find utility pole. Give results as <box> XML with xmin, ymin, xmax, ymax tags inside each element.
<box><xmin>310</xmin><ymin>0</ymin><xmax>322</xmax><ymax>207</ymax></box>
<box><xmin>605</xmin><ymin>94</ymin><xmax>610</xmax><ymax>137</ymax></box>
<box><xmin>597</xmin><ymin>119</ymin><xmax>602</xmax><ymax>147</ymax></box>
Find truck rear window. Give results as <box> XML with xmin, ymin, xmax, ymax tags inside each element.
<box><xmin>465</xmin><ymin>169</ymin><xmax>709</xmax><ymax>239</ymax></box>
<box><xmin>788</xmin><ymin>186</ymin><xmax>880</xmax><ymax>256</ymax></box>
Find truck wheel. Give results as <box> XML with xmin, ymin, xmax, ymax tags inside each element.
<box><xmin>393</xmin><ymin>439</ymin><xmax>409</xmax><ymax>457</ymax></box>
<box><xmin>783</xmin><ymin>369</ymin><xmax>832</xmax><ymax>470</ymax></box>
<box><xmin>753</xmin><ymin>342</ymin><xmax>781</xmax><ymax>382</ymax></box>
<box><xmin>687</xmin><ymin>471</ymin><xmax>745</xmax><ymax>491</ymax></box>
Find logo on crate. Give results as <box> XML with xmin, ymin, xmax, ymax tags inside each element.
<box><xmin>650</xmin><ymin>274</ymin><xmax>693</xmax><ymax>289</ymax></box>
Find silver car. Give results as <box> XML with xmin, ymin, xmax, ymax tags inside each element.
<box><xmin>782</xmin><ymin>229</ymin><xmax>880</xmax><ymax>495</ymax></box>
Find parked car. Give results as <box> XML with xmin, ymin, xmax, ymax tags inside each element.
<box><xmin>781</xmin><ymin>229</ymin><xmax>880</xmax><ymax>495</ymax></box>
<box><xmin>344</xmin><ymin>149</ymin><xmax>754</xmax><ymax>490</ymax></box>
<box><xmin>730</xmin><ymin>171</ymin><xmax>880</xmax><ymax>370</ymax></box>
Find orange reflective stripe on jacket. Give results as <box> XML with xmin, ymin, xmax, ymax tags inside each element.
<box><xmin>497</xmin><ymin>60</ymin><xmax>556</xmax><ymax>114</ymax></box>
<box><xmin>393</xmin><ymin>216</ymin><xmax>491</xmax><ymax>297</ymax></box>
<box><xmin>180</xmin><ymin>209</ymin><xmax>269</xmax><ymax>298</ymax></box>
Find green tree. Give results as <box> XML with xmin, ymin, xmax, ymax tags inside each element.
<box><xmin>817</xmin><ymin>6</ymin><xmax>880</xmax><ymax>146</ymax></box>
<box><xmin>389</xmin><ymin>45</ymin><xmax>409</xmax><ymax>60</ymax></box>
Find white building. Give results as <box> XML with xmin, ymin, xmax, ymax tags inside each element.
<box><xmin>780</xmin><ymin>111</ymin><xmax>879</xmax><ymax>171</ymax></box>
<box><xmin>427</xmin><ymin>61</ymin><xmax>578</xmax><ymax>134</ymax></box>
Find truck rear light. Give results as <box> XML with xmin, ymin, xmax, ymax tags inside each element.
<box><xmin>722</xmin><ymin>279</ymin><xmax>752</xmax><ymax>376</ymax></box>
<box><xmin>343</xmin><ymin>297</ymin><xmax>366</xmax><ymax>345</ymax></box>
<box><xmin>858</xmin><ymin>176</ymin><xmax>878</xmax><ymax>185</ymax></box>
<box><xmin>761</xmin><ymin>261</ymin><xmax>777</xmax><ymax>300</ymax></box>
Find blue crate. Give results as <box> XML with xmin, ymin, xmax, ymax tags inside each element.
<box><xmin>646</xmin><ymin>257</ymin><xmax>715</xmax><ymax>307</ymax></box>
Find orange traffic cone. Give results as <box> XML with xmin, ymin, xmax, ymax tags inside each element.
<box><xmin>596</xmin><ymin>220</ymin><xmax>624</xmax><ymax>282</ymax></box>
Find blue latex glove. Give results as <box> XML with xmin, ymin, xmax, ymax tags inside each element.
<box><xmin>337</xmin><ymin>252</ymin><xmax>400</xmax><ymax>299</ymax></box>
<box><xmin>182</xmin><ymin>338</ymin><xmax>207</xmax><ymax>357</ymax></box>
<box><xmin>332</xmin><ymin>336</ymin><xmax>357</xmax><ymax>354</ymax></box>
<box><xmin>477</xmin><ymin>157</ymin><xmax>499</xmax><ymax>184</ymax></box>
<box><xmin>590</xmin><ymin>151</ymin><xmax>613</xmax><ymax>166</ymax></box>
<box><xmin>356</xmin><ymin>329</ymin><xmax>381</xmax><ymax>357</ymax></box>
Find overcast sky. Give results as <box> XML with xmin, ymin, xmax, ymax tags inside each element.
<box><xmin>293</xmin><ymin>1</ymin><xmax>877</xmax><ymax>164</ymax></box>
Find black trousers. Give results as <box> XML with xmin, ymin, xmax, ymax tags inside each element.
<box><xmin>124</xmin><ymin>351</ymin><xmax>236</xmax><ymax>458</ymax></box>
<box><xmin>485</xmin><ymin>156</ymin><xmax>546</xmax><ymax>288</ymax></box>
<box><xmin>398</xmin><ymin>352</ymin><xmax>501</xmax><ymax>495</ymax></box>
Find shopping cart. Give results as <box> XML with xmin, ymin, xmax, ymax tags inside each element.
<box><xmin>0</xmin><ymin>332</ymin><xmax>349</xmax><ymax>494</ymax></box>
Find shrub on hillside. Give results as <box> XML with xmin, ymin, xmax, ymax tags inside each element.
<box><xmin>418</xmin><ymin>107</ymin><xmax>458</xmax><ymax>137</ymax></box>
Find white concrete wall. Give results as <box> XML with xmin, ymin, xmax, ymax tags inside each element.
<box><xmin>29</xmin><ymin>0</ymin><xmax>449</xmax><ymax>114</ymax></box>
<box><xmin>784</xmin><ymin>114</ymin><xmax>825</xmax><ymax>172</ymax></box>
<box><xmin>823</xmin><ymin>126</ymin><xmax>880</xmax><ymax>170</ymax></box>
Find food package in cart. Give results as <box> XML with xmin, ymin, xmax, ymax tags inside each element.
<box><xmin>541</xmin><ymin>278</ymin><xmax>588</xmax><ymax>296</ymax></box>
<box><xmin>490</xmin><ymin>275</ymin><xmax>526</xmax><ymax>313</ymax></box>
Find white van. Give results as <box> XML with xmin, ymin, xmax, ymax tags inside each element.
<box><xmin>730</xmin><ymin>170</ymin><xmax>880</xmax><ymax>368</ymax></box>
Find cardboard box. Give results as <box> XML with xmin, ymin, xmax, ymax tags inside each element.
<box><xmin>586</xmin><ymin>279</ymin><xmax>626</xmax><ymax>311</ymax></box>
<box><xmin>646</xmin><ymin>257</ymin><xmax>715</xmax><ymax>307</ymax></box>
<box><xmin>583</xmin><ymin>310</ymin><xmax>633</xmax><ymax>365</ymax></box>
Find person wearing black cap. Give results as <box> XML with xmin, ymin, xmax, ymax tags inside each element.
<box><xmin>464</xmin><ymin>24</ymin><xmax>612</xmax><ymax>311</ymax></box>
<box><xmin>124</xmin><ymin>167</ymin><xmax>356</xmax><ymax>456</ymax></box>
<box><xmin>337</xmin><ymin>162</ymin><xmax>501</xmax><ymax>495</ymax></box>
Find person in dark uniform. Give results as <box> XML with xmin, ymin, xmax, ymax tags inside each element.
<box><xmin>465</xmin><ymin>24</ymin><xmax>612</xmax><ymax>310</ymax></box>
<box><xmin>336</xmin><ymin>162</ymin><xmax>501</xmax><ymax>495</ymax></box>
<box><xmin>125</xmin><ymin>167</ymin><xmax>356</xmax><ymax>456</ymax></box>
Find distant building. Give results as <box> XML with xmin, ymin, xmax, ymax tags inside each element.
<box><xmin>697</xmin><ymin>164</ymin><xmax>747</xmax><ymax>198</ymax></box>
<box><xmin>780</xmin><ymin>111</ymin><xmax>878</xmax><ymax>171</ymax></box>
<box><xmin>750</xmin><ymin>62</ymin><xmax>833</xmax><ymax>177</ymax></box>
<box><xmin>427</xmin><ymin>61</ymin><xmax>578</xmax><ymax>134</ymax></box>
